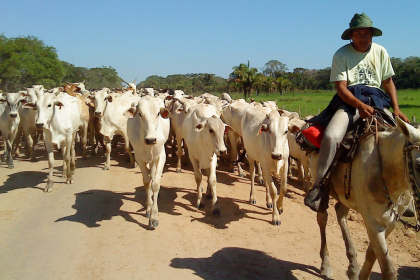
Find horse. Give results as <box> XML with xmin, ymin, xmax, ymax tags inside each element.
<box><xmin>309</xmin><ymin>117</ymin><xmax>419</xmax><ymax>280</ymax></box>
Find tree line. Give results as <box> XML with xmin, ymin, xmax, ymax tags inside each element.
<box><xmin>1</xmin><ymin>35</ymin><xmax>419</xmax><ymax>96</ymax></box>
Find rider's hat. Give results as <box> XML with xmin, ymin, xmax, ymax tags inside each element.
<box><xmin>341</xmin><ymin>13</ymin><xmax>382</xmax><ymax>40</ymax></box>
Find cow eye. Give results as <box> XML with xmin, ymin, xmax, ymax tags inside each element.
<box><xmin>285</xmin><ymin>131</ymin><xmax>289</xmax><ymax>134</ymax></box>
<box><xmin>48</xmin><ymin>104</ymin><xmax>52</xmax><ymax>107</ymax></box>
<box><xmin>138</xmin><ymin>112</ymin><xmax>142</xmax><ymax>117</ymax></box>
<box><xmin>157</xmin><ymin>112</ymin><xmax>160</xmax><ymax>117</ymax></box>
<box><xmin>209</xmin><ymin>129</ymin><xmax>214</xmax><ymax>134</ymax></box>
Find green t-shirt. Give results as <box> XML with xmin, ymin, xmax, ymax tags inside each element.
<box><xmin>330</xmin><ymin>42</ymin><xmax>395</xmax><ymax>90</ymax></box>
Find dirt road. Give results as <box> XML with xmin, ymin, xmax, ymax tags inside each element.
<box><xmin>0</xmin><ymin>144</ymin><xmax>419</xmax><ymax>279</ymax></box>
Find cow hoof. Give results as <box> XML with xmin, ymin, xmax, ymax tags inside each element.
<box><xmin>321</xmin><ymin>265</ymin><xmax>333</xmax><ymax>278</ymax></box>
<box><xmin>149</xmin><ymin>219</ymin><xmax>159</xmax><ymax>228</ymax></box>
<box><xmin>66</xmin><ymin>179</ymin><xmax>74</xmax><ymax>184</ymax></box>
<box><xmin>249</xmin><ymin>199</ymin><xmax>257</xmax><ymax>205</ymax></box>
<box><xmin>212</xmin><ymin>208</ymin><xmax>221</xmax><ymax>217</ymax></box>
<box><xmin>272</xmin><ymin>220</ymin><xmax>281</xmax><ymax>226</ymax></box>
<box><xmin>176</xmin><ymin>168</ymin><xmax>181</xmax><ymax>173</ymax></box>
<box><xmin>146</xmin><ymin>211</ymin><xmax>151</xmax><ymax>218</ymax></box>
<box><xmin>102</xmin><ymin>166</ymin><xmax>109</xmax><ymax>170</ymax></box>
<box><xmin>266</xmin><ymin>203</ymin><xmax>273</xmax><ymax>209</ymax></box>
<box><xmin>197</xmin><ymin>202</ymin><xmax>204</xmax><ymax>209</ymax></box>
<box><xmin>8</xmin><ymin>165</ymin><xmax>14</xmax><ymax>169</ymax></box>
<box><xmin>258</xmin><ymin>179</ymin><xmax>264</xmax><ymax>185</ymax></box>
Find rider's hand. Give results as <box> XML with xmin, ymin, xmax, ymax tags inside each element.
<box><xmin>393</xmin><ymin>108</ymin><xmax>410</xmax><ymax>123</ymax></box>
<box><xmin>357</xmin><ymin>103</ymin><xmax>374</xmax><ymax>119</ymax></box>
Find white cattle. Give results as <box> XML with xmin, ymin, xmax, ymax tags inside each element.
<box><xmin>121</xmin><ymin>78</ymin><xmax>137</xmax><ymax>95</ymax></box>
<box><xmin>126</xmin><ymin>96</ymin><xmax>171</xmax><ymax>228</ymax></box>
<box><xmin>241</xmin><ymin>106</ymin><xmax>295</xmax><ymax>225</ymax></box>
<box><xmin>28</xmin><ymin>92</ymin><xmax>83</xmax><ymax>192</ymax></box>
<box><xmin>89</xmin><ymin>89</ymin><xmax>139</xmax><ymax>170</ymax></box>
<box><xmin>220</xmin><ymin>92</ymin><xmax>233</xmax><ymax>103</ymax></box>
<box><xmin>286</xmin><ymin>117</ymin><xmax>312</xmax><ymax>192</ymax></box>
<box><xmin>18</xmin><ymin>86</ymin><xmax>44</xmax><ymax>161</ymax></box>
<box><xmin>182</xmin><ymin>103</ymin><xmax>229</xmax><ymax>216</ymax></box>
<box><xmin>0</xmin><ymin>92</ymin><xmax>26</xmax><ymax>168</ymax></box>
<box><xmin>170</xmin><ymin>97</ymin><xmax>202</xmax><ymax>172</ymax></box>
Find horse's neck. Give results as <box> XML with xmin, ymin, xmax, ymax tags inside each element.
<box><xmin>378</xmin><ymin>128</ymin><xmax>408</xmax><ymax>201</ymax></box>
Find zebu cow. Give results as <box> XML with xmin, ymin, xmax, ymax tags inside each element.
<box><xmin>0</xmin><ymin>92</ymin><xmax>26</xmax><ymax>168</ymax></box>
<box><xmin>310</xmin><ymin>117</ymin><xmax>420</xmax><ymax>279</ymax></box>
<box><xmin>90</xmin><ymin>89</ymin><xmax>139</xmax><ymax>170</ymax></box>
<box><xmin>27</xmin><ymin>92</ymin><xmax>83</xmax><ymax>192</ymax></box>
<box><xmin>18</xmin><ymin>86</ymin><xmax>44</xmax><ymax>161</ymax></box>
<box><xmin>241</xmin><ymin>106</ymin><xmax>296</xmax><ymax>225</ymax></box>
<box><xmin>182</xmin><ymin>103</ymin><xmax>229</xmax><ymax>216</ymax></box>
<box><xmin>63</xmin><ymin>83</ymin><xmax>90</xmax><ymax>159</ymax></box>
<box><xmin>126</xmin><ymin>96</ymin><xmax>171</xmax><ymax>227</ymax></box>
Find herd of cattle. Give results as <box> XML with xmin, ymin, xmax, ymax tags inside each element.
<box><xmin>0</xmin><ymin>81</ymin><xmax>313</xmax><ymax>228</ymax></box>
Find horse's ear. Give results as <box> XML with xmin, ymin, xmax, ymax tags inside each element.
<box><xmin>396</xmin><ymin>117</ymin><xmax>420</xmax><ymax>142</ymax></box>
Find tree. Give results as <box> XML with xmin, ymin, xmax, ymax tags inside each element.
<box><xmin>276</xmin><ymin>76</ymin><xmax>292</xmax><ymax>95</ymax></box>
<box><xmin>261</xmin><ymin>60</ymin><xmax>288</xmax><ymax>79</ymax></box>
<box><xmin>230</xmin><ymin>61</ymin><xmax>258</xmax><ymax>99</ymax></box>
<box><xmin>0</xmin><ymin>34</ymin><xmax>65</xmax><ymax>91</ymax></box>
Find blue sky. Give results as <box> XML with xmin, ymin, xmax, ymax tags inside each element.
<box><xmin>1</xmin><ymin>0</ymin><xmax>419</xmax><ymax>83</ymax></box>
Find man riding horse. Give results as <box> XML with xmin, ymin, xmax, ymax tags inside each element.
<box><xmin>304</xmin><ymin>13</ymin><xmax>410</xmax><ymax>212</ymax></box>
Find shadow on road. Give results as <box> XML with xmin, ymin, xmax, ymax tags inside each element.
<box><xmin>170</xmin><ymin>247</ymin><xmax>323</xmax><ymax>280</ymax></box>
<box><xmin>0</xmin><ymin>171</ymin><xmax>45</xmax><ymax>194</ymax></box>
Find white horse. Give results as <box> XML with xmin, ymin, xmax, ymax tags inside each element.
<box><xmin>309</xmin><ymin>117</ymin><xmax>419</xmax><ymax>280</ymax></box>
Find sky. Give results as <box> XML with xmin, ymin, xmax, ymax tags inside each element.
<box><xmin>1</xmin><ymin>0</ymin><xmax>419</xmax><ymax>83</ymax></box>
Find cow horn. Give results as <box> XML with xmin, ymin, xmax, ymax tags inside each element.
<box><xmin>120</xmin><ymin>77</ymin><xmax>129</xmax><ymax>85</ymax></box>
<box><xmin>132</xmin><ymin>78</ymin><xmax>137</xmax><ymax>84</ymax></box>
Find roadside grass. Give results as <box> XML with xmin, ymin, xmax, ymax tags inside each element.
<box><xmin>228</xmin><ymin>89</ymin><xmax>420</xmax><ymax>120</ymax></box>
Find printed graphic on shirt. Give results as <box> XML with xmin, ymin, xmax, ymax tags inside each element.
<box><xmin>353</xmin><ymin>64</ymin><xmax>377</xmax><ymax>85</ymax></box>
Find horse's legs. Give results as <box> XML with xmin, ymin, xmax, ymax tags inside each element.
<box><xmin>359</xmin><ymin>219</ymin><xmax>397</xmax><ymax>280</ymax></box>
<box><xmin>335</xmin><ymin>202</ymin><xmax>360</xmax><ymax>280</ymax></box>
<box><xmin>317</xmin><ymin>210</ymin><xmax>333</xmax><ymax>278</ymax></box>
<box><xmin>362</xmin><ymin>217</ymin><xmax>397</xmax><ymax>280</ymax></box>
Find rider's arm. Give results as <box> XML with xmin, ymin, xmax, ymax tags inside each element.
<box><xmin>334</xmin><ymin>81</ymin><xmax>374</xmax><ymax>118</ymax></box>
<box><xmin>382</xmin><ymin>77</ymin><xmax>410</xmax><ymax>123</ymax></box>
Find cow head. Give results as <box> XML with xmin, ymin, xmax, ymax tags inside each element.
<box><xmin>0</xmin><ymin>92</ymin><xmax>27</xmax><ymax>118</ymax></box>
<box><xmin>194</xmin><ymin>115</ymin><xmax>229</xmax><ymax>156</ymax></box>
<box><xmin>90</xmin><ymin>88</ymin><xmax>111</xmax><ymax>117</ymax></box>
<box><xmin>32</xmin><ymin>93</ymin><xmax>64</xmax><ymax>128</ymax></box>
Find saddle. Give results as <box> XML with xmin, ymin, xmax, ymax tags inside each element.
<box><xmin>296</xmin><ymin>108</ymin><xmax>396</xmax><ymax>161</ymax></box>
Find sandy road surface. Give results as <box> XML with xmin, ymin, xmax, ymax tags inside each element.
<box><xmin>0</xmin><ymin>144</ymin><xmax>419</xmax><ymax>280</ymax></box>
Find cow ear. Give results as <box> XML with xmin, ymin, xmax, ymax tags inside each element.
<box><xmin>288</xmin><ymin>124</ymin><xmax>301</xmax><ymax>134</ymax></box>
<box><xmin>194</xmin><ymin>121</ymin><xmax>206</xmax><ymax>132</ymax></box>
<box><xmin>176</xmin><ymin>108</ymin><xmax>184</xmax><ymax>114</ymax></box>
<box><xmin>23</xmin><ymin>102</ymin><xmax>36</xmax><ymax>109</ymax></box>
<box><xmin>160</xmin><ymin>107</ymin><xmax>171</xmax><ymax>119</ymax></box>
<box><xmin>54</xmin><ymin>101</ymin><xmax>64</xmax><ymax>109</ymax></box>
<box><xmin>106</xmin><ymin>95</ymin><xmax>113</xmax><ymax>102</ymax></box>
<box><xmin>0</xmin><ymin>98</ymin><xmax>5</xmax><ymax>103</ymax></box>
<box><xmin>277</xmin><ymin>109</ymin><xmax>285</xmax><ymax>116</ymax></box>
<box><xmin>124</xmin><ymin>107</ymin><xmax>137</xmax><ymax>119</ymax></box>
<box><xmin>258</xmin><ymin>124</ymin><xmax>269</xmax><ymax>134</ymax></box>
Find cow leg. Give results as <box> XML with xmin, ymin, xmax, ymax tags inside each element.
<box><xmin>136</xmin><ymin>157</ymin><xmax>152</xmax><ymax>218</ymax></box>
<box><xmin>5</xmin><ymin>138</ymin><xmax>14</xmax><ymax>169</ymax></box>
<box><xmin>248</xmin><ymin>157</ymin><xmax>257</xmax><ymax>205</ymax></box>
<box><xmin>64</xmin><ymin>135</ymin><xmax>74</xmax><ymax>184</ymax></box>
<box><xmin>61</xmin><ymin>146</ymin><xmax>67</xmax><ymax>179</ymax></box>
<box><xmin>359</xmin><ymin>218</ymin><xmax>397</xmax><ymax>280</ymax></box>
<box><xmin>149</xmin><ymin>153</ymin><xmax>166</xmax><ymax>228</ymax></box>
<box><xmin>317</xmin><ymin>210</ymin><xmax>333</xmax><ymax>278</ymax></box>
<box><xmin>262</xmin><ymin>173</ymin><xmax>273</xmax><ymax>209</ymax></box>
<box><xmin>208</xmin><ymin>156</ymin><xmax>220</xmax><ymax>216</ymax></box>
<box><xmin>362</xmin><ymin>217</ymin><xmax>397</xmax><ymax>280</ymax></box>
<box><xmin>44</xmin><ymin>135</ymin><xmax>55</xmax><ymax>192</ymax></box>
<box><xmin>190</xmin><ymin>157</ymin><xmax>203</xmax><ymax>209</ymax></box>
<box><xmin>335</xmin><ymin>202</ymin><xmax>360</xmax><ymax>280</ymax></box>
<box><xmin>262</xmin><ymin>166</ymin><xmax>280</xmax><ymax>225</ymax></box>
<box><xmin>70</xmin><ymin>140</ymin><xmax>76</xmax><ymax>174</ymax></box>
<box><xmin>287</xmin><ymin>157</ymin><xmax>293</xmax><ymax>178</ymax></box>
<box><xmin>80</xmin><ymin>124</ymin><xmax>88</xmax><ymax>160</ymax></box>
<box><xmin>274</xmin><ymin>162</ymin><xmax>288</xmax><ymax>214</ymax></box>
<box><xmin>27</xmin><ymin>129</ymin><xmax>37</xmax><ymax>161</ymax></box>
<box><xmin>103</xmin><ymin>137</ymin><xmax>111</xmax><ymax>170</ymax></box>
<box><xmin>176</xmin><ymin>137</ymin><xmax>183</xmax><ymax>172</ymax></box>
<box><xmin>123</xmin><ymin>135</ymin><xmax>136</xmax><ymax>168</ymax></box>
<box><xmin>256</xmin><ymin>162</ymin><xmax>264</xmax><ymax>185</ymax></box>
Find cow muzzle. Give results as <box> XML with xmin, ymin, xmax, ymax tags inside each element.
<box><xmin>145</xmin><ymin>138</ymin><xmax>157</xmax><ymax>145</ymax></box>
<box><xmin>36</xmin><ymin>123</ymin><xmax>44</xmax><ymax>128</ymax></box>
<box><xmin>9</xmin><ymin>113</ymin><xmax>18</xmax><ymax>118</ymax></box>
<box><xmin>94</xmin><ymin>112</ymin><xmax>102</xmax><ymax>117</ymax></box>
<box><xmin>271</xmin><ymin>153</ymin><xmax>282</xmax><ymax>160</ymax></box>
<box><xmin>219</xmin><ymin>149</ymin><xmax>227</xmax><ymax>155</ymax></box>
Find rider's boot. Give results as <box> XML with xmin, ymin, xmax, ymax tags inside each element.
<box><xmin>304</xmin><ymin>183</ymin><xmax>329</xmax><ymax>212</ymax></box>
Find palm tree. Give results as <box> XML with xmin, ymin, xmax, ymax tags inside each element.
<box><xmin>276</xmin><ymin>76</ymin><xmax>292</xmax><ymax>96</ymax></box>
<box><xmin>230</xmin><ymin>61</ymin><xmax>258</xmax><ymax>100</ymax></box>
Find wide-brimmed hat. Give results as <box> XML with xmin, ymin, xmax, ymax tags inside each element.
<box><xmin>341</xmin><ymin>13</ymin><xmax>382</xmax><ymax>40</ymax></box>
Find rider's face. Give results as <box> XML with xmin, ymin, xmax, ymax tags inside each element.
<box><xmin>350</xmin><ymin>28</ymin><xmax>373</xmax><ymax>52</ymax></box>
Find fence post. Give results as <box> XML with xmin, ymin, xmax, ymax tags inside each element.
<box><xmin>298</xmin><ymin>106</ymin><xmax>301</xmax><ymax>115</ymax></box>
<box><xmin>318</xmin><ymin>108</ymin><xmax>320</xmax><ymax>115</ymax></box>
<box><xmin>413</xmin><ymin>116</ymin><xmax>416</xmax><ymax>123</ymax></box>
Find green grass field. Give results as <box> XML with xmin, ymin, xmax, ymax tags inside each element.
<box><xmin>229</xmin><ymin>89</ymin><xmax>420</xmax><ymax>121</ymax></box>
